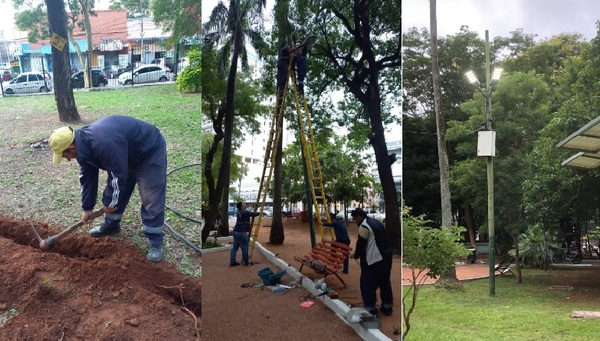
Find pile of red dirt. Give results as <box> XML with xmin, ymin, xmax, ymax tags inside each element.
<box><xmin>0</xmin><ymin>214</ymin><xmax>201</xmax><ymax>341</ymax></box>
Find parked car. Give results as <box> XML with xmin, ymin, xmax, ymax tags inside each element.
<box><xmin>151</xmin><ymin>57</ymin><xmax>174</xmax><ymax>72</ymax></box>
<box><xmin>103</xmin><ymin>65</ymin><xmax>118</xmax><ymax>78</ymax></box>
<box><xmin>367</xmin><ymin>209</ymin><xmax>385</xmax><ymax>222</ymax></box>
<box><xmin>2</xmin><ymin>69</ymin><xmax>12</xmax><ymax>82</ymax></box>
<box><xmin>4</xmin><ymin>72</ymin><xmax>52</xmax><ymax>95</ymax></box>
<box><xmin>117</xmin><ymin>64</ymin><xmax>133</xmax><ymax>76</ymax></box>
<box><xmin>71</xmin><ymin>69</ymin><xmax>108</xmax><ymax>88</ymax></box>
<box><xmin>261</xmin><ymin>207</ymin><xmax>273</xmax><ymax>217</ymax></box>
<box><xmin>118</xmin><ymin>65</ymin><xmax>170</xmax><ymax>86</ymax></box>
<box><xmin>177</xmin><ymin>57</ymin><xmax>189</xmax><ymax>72</ymax></box>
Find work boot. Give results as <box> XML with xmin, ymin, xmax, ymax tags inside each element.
<box><xmin>89</xmin><ymin>223</ymin><xmax>121</xmax><ymax>238</ymax></box>
<box><xmin>379</xmin><ymin>306</ymin><xmax>393</xmax><ymax>316</ymax></box>
<box><xmin>147</xmin><ymin>242</ymin><xmax>164</xmax><ymax>263</ymax></box>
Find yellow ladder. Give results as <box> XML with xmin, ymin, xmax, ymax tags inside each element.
<box><xmin>249</xmin><ymin>48</ymin><xmax>334</xmax><ymax>261</ymax></box>
<box><xmin>288</xmin><ymin>53</ymin><xmax>334</xmax><ymax>241</ymax></box>
<box><xmin>248</xmin><ymin>66</ymin><xmax>290</xmax><ymax>262</ymax></box>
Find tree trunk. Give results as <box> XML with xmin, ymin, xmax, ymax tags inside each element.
<box><xmin>430</xmin><ymin>0</ymin><xmax>452</xmax><ymax>228</ymax></box>
<box><xmin>269</xmin><ymin>0</ymin><xmax>291</xmax><ymax>245</ymax></box>
<box><xmin>46</xmin><ymin>0</ymin><xmax>80</xmax><ymax>122</ymax></box>
<box><xmin>430</xmin><ymin>0</ymin><xmax>457</xmax><ymax>281</ymax></box>
<box><xmin>201</xmin><ymin>106</ymin><xmax>226</xmax><ymax>244</ymax></box>
<box><xmin>463</xmin><ymin>202</ymin><xmax>476</xmax><ymax>247</ymax></box>
<box><xmin>269</xmin><ymin>95</ymin><xmax>285</xmax><ymax>244</ymax></box>
<box><xmin>82</xmin><ymin>6</ymin><xmax>93</xmax><ymax>88</ymax></box>
<box><xmin>513</xmin><ymin>234</ymin><xmax>522</xmax><ymax>283</ymax></box>
<box><xmin>215</xmin><ymin>23</ymin><xmax>242</xmax><ymax>238</ymax></box>
<box><xmin>68</xmin><ymin>31</ymin><xmax>86</xmax><ymax>74</ymax></box>
<box><xmin>351</xmin><ymin>3</ymin><xmax>400</xmax><ymax>254</ymax></box>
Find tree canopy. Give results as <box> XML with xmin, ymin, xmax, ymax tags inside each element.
<box><xmin>403</xmin><ymin>23</ymin><xmax>600</xmax><ymax>256</ymax></box>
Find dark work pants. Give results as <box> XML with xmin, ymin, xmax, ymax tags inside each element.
<box><xmin>296</xmin><ymin>56</ymin><xmax>307</xmax><ymax>94</ymax></box>
<box><xmin>337</xmin><ymin>239</ymin><xmax>351</xmax><ymax>272</ymax></box>
<box><xmin>359</xmin><ymin>250</ymin><xmax>393</xmax><ymax>314</ymax></box>
<box><xmin>277</xmin><ymin>63</ymin><xmax>288</xmax><ymax>91</ymax></box>
<box><xmin>102</xmin><ymin>135</ymin><xmax>167</xmax><ymax>245</ymax></box>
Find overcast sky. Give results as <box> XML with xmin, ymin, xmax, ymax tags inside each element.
<box><xmin>402</xmin><ymin>0</ymin><xmax>600</xmax><ymax>41</ymax></box>
<box><xmin>0</xmin><ymin>3</ymin><xmax>16</xmax><ymax>40</ymax></box>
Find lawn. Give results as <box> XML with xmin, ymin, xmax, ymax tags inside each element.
<box><xmin>404</xmin><ymin>268</ymin><xmax>600</xmax><ymax>340</ymax></box>
<box><xmin>0</xmin><ymin>84</ymin><xmax>201</xmax><ymax>275</ymax></box>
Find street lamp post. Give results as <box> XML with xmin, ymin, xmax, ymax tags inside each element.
<box><xmin>466</xmin><ymin>30</ymin><xmax>502</xmax><ymax>296</ymax></box>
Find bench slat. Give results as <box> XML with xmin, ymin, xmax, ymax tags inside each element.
<box><xmin>294</xmin><ymin>240</ymin><xmax>353</xmax><ymax>287</ymax></box>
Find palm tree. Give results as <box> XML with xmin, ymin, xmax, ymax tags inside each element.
<box><xmin>202</xmin><ymin>0</ymin><xmax>266</xmax><ymax>240</ymax></box>
<box><xmin>268</xmin><ymin>0</ymin><xmax>293</xmax><ymax>245</ymax></box>
<box><xmin>430</xmin><ymin>0</ymin><xmax>458</xmax><ymax>283</ymax></box>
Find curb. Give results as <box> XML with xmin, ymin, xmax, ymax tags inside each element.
<box><xmin>253</xmin><ymin>239</ymin><xmax>393</xmax><ymax>341</ymax></box>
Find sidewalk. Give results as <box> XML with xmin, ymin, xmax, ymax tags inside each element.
<box><xmin>402</xmin><ymin>262</ymin><xmax>490</xmax><ymax>286</ymax></box>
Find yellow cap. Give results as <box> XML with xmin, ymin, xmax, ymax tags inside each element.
<box><xmin>49</xmin><ymin>127</ymin><xmax>75</xmax><ymax>164</ymax></box>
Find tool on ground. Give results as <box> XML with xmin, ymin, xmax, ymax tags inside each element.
<box><xmin>30</xmin><ymin>208</ymin><xmax>105</xmax><ymax>251</ymax></box>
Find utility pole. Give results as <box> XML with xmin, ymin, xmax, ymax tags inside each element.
<box><xmin>465</xmin><ymin>30</ymin><xmax>503</xmax><ymax>296</ymax></box>
<box><xmin>484</xmin><ymin>30</ymin><xmax>495</xmax><ymax>296</ymax></box>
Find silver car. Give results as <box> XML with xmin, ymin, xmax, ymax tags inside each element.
<box><xmin>4</xmin><ymin>72</ymin><xmax>53</xmax><ymax>94</ymax></box>
<box><xmin>118</xmin><ymin>65</ymin><xmax>170</xmax><ymax>86</ymax></box>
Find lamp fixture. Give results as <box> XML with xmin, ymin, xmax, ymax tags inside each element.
<box><xmin>491</xmin><ymin>68</ymin><xmax>503</xmax><ymax>84</ymax></box>
<box><xmin>465</xmin><ymin>70</ymin><xmax>479</xmax><ymax>86</ymax></box>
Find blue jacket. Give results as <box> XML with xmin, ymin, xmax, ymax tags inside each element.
<box><xmin>323</xmin><ymin>219</ymin><xmax>350</xmax><ymax>243</ymax></box>
<box><xmin>75</xmin><ymin>115</ymin><xmax>164</xmax><ymax>211</ymax></box>
<box><xmin>234</xmin><ymin>210</ymin><xmax>260</xmax><ymax>233</ymax></box>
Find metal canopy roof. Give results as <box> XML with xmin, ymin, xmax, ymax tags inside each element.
<box><xmin>558</xmin><ymin>116</ymin><xmax>600</xmax><ymax>169</ymax></box>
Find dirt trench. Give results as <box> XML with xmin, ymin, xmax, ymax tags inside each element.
<box><xmin>0</xmin><ymin>214</ymin><xmax>201</xmax><ymax>341</ymax></box>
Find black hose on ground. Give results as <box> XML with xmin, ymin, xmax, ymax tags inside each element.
<box><xmin>164</xmin><ymin>163</ymin><xmax>202</xmax><ymax>255</ymax></box>
<box><xmin>165</xmin><ymin>221</ymin><xmax>202</xmax><ymax>254</ymax></box>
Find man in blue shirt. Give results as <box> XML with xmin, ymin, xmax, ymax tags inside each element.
<box><xmin>231</xmin><ymin>202</ymin><xmax>260</xmax><ymax>266</ymax></box>
<box><xmin>48</xmin><ymin>115</ymin><xmax>167</xmax><ymax>263</ymax></box>
<box><xmin>323</xmin><ymin>212</ymin><xmax>351</xmax><ymax>273</ymax></box>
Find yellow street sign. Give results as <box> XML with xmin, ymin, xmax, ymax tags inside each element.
<box><xmin>50</xmin><ymin>33</ymin><xmax>67</xmax><ymax>52</ymax></box>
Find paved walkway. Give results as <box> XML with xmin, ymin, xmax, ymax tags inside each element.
<box><xmin>402</xmin><ymin>262</ymin><xmax>490</xmax><ymax>286</ymax></box>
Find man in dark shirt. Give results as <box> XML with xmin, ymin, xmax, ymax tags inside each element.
<box><xmin>323</xmin><ymin>212</ymin><xmax>351</xmax><ymax>273</ymax></box>
<box><xmin>294</xmin><ymin>43</ymin><xmax>308</xmax><ymax>95</ymax></box>
<box><xmin>351</xmin><ymin>208</ymin><xmax>393</xmax><ymax>317</ymax></box>
<box><xmin>48</xmin><ymin>116</ymin><xmax>167</xmax><ymax>263</ymax></box>
<box><xmin>276</xmin><ymin>42</ymin><xmax>291</xmax><ymax>93</ymax></box>
<box><xmin>230</xmin><ymin>202</ymin><xmax>260</xmax><ymax>266</ymax></box>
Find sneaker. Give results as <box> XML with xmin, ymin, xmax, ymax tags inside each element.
<box><xmin>147</xmin><ymin>243</ymin><xmax>164</xmax><ymax>263</ymax></box>
<box><xmin>230</xmin><ymin>262</ymin><xmax>241</xmax><ymax>267</ymax></box>
<box><xmin>89</xmin><ymin>223</ymin><xmax>121</xmax><ymax>238</ymax></box>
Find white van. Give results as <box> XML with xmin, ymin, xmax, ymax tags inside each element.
<box><xmin>4</xmin><ymin>72</ymin><xmax>53</xmax><ymax>95</ymax></box>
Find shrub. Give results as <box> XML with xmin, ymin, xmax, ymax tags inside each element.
<box><xmin>177</xmin><ymin>49</ymin><xmax>201</xmax><ymax>92</ymax></box>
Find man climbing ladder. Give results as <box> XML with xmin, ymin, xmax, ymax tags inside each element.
<box><xmin>249</xmin><ymin>35</ymin><xmax>331</xmax><ymax>262</ymax></box>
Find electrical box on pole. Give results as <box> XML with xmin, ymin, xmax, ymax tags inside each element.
<box><xmin>477</xmin><ymin>131</ymin><xmax>496</xmax><ymax>157</ymax></box>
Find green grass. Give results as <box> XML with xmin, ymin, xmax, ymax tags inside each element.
<box><xmin>405</xmin><ymin>270</ymin><xmax>600</xmax><ymax>340</ymax></box>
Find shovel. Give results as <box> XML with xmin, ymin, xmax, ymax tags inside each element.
<box><xmin>30</xmin><ymin>208</ymin><xmax>105</xmax><ymax>251</ymax></box>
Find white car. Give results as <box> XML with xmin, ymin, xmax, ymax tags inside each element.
<box><xmin>4</xmin><ymin>72</ymin><xmax>53</xmax><ymax>95</ymax></box>
<box><xmin>118</xmin><ymin>65</ymin><xmax>170</xmax><ymax>86</ymax></box>
<box><xmin>177</xmin><ymin>57</ymin><xmax>189</xmax><ymax>72</ymax></box>
<box><xmin>262</xmin><ymin>207</ymin><xmax>274</xmax><ymax>217</ymax></box>
<box><xmin>367</xmin><ymin>210</ymin><xmax>385</xmax><ymax>222</ymax></box>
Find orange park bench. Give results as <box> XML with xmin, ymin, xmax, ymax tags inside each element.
<box><xmin>294</xmin><ymin>240</ymin><xmax>352</xmax><ymax>288</ymax></box>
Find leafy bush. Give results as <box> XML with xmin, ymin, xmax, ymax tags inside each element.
<box><xmin>402</xmin><ymin>205</ymin><xmax>469</xmax><ymax>339</ymax></box>
<box><xmin>515</xmin><ymin>225</ymin><xmax>554</xmax><ymax>270</ymax></box>
<box><xmin>177</xmin><ymin>49</ymin><xmax>201</xmax><ymax>92</ymax></box>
